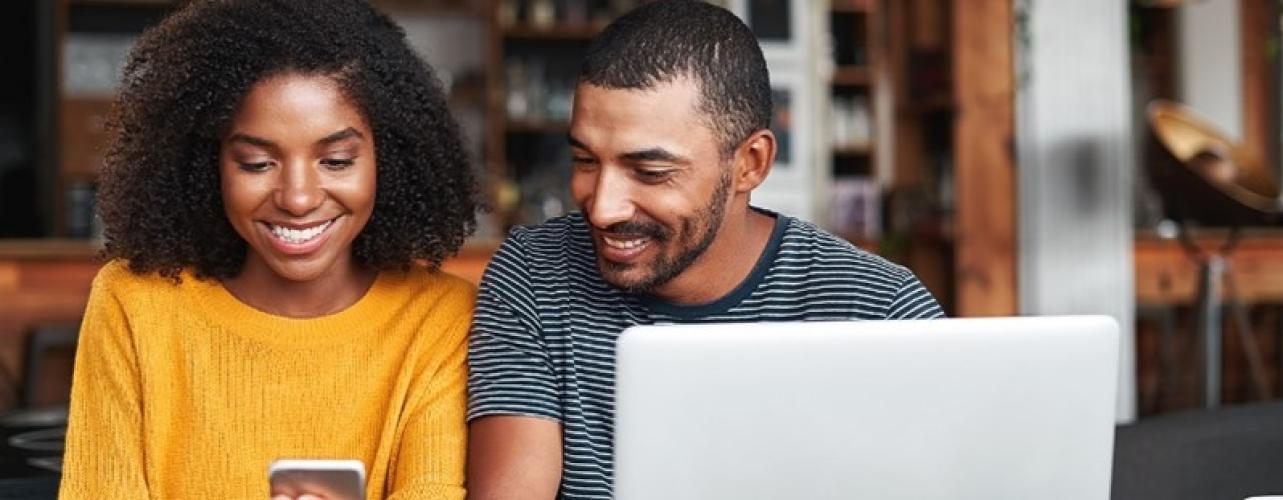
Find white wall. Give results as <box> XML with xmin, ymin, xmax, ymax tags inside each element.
<box><xmin>1015</xmin><ymin>0</ymin><xmax>1137</xmax><ymax>423</ymax></box>
<box><xmin>1177</xmin><ymin>0</ymin><xmax>1243</xmax><ymax>140</ymax></box>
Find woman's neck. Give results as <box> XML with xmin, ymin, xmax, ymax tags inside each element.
<box><xmin>221</xmin><ymin>254</ymin><xmax>378</xmax><ymax>318</ymax></box>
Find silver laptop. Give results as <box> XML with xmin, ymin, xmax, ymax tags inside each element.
<box><xmin>613</xmin><ymin>316</ymin><xmax>1119</xmax><ymax>500</ymax></box>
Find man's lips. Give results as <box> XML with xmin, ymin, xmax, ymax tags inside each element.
<box><xmin>596</xmin><ymin>232</ymin><xmax>655</xmax><ymax>263</ymax></box>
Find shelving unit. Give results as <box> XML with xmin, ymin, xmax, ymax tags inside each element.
<box><xmin>823</xmin><ymin>0</ymin><xmax>956</xmax><ymax>313</ymax></box>
<box><xmin>826</xmin><ymin>0</ymin><xmax>880</xmax><ymax>243</ymax></box>
<box><xmin>884</xmin><ymin>0</ymin><xmax>956</xmax><ymax>313</ymax></box>
<box><xmin>50</xmin><ymin>0</ymin><xmax>174</xmax><ymax>238</ymax></box>
<box><xmin>480</xmin><ymin>1</ymin><xmax>659</xmax><ymax>230</ymax></box>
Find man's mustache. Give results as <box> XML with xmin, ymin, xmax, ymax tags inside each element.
<box><xmin>599</xmin><ymin>220</ymin><xmax>669</xmax><ymax>242</ymax></box>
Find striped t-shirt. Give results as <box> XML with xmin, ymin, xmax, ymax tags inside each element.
<box><xmin>467</xmin><ymin>210</ymin><xmax>943</xmax><ymax>499</ymax></box>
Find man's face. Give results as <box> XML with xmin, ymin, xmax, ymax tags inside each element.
<box><xmin>569</xmin><ymin>79</ymin><xmax>732</xmax><ymax>294</ymax></box>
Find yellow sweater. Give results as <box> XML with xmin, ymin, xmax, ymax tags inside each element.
<box><xmin>60</xmin><ymin>260</ymin><xmax>473</xmax><ymax>499</ymax></box>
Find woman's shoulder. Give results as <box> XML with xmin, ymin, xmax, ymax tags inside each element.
<box><xmin>91</xmin><ymin>260</ymin><xmax>211</xmax><ymax>304</ymax></box>
<box><xmin>387</xmin><ymin>265</ymin><xmax>476</xmax><ymax>303</ymax></box>
<box><xmin>94</xmin><ymin>260</ymin><xmax>174</xmax><ymax>293</ymax></box>
<box><xmin>374</xmin><ymin>266</ymin><xmax>477</xmax><ymax>334</ymax></box>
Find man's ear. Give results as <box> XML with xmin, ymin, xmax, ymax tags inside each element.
<box><xmin>733</xmin><ymin>129</ymin><xmax>776</xmax><ymax>193</ymax></box>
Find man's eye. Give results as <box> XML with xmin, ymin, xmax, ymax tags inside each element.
<box><xmin>637</xmin><ymin>170</ymin><xmax>673</xmax><ymax>182</ymax></box>
<box><xmin>321</xmin><ymin>158</ymin><xmax>356</xmax><ymax>170</ymax></box>
<box><xmin>238</xmin><ymin>161</ymin><xmax>272</xmax><ymax>172</ymax></box>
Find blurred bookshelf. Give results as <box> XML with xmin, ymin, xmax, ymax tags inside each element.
<box><xmin>826</xmin><ymin>0</ymin><xmax>957</xmax><ymax>313</ymax></box>
<box><xmin>482</xmin><ymin>1</ymin><xmax>648</xmax><ymax>230</ymax></box>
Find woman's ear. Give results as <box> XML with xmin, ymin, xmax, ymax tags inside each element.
<box><xmin>733</xmin><ymin>129</ymin><xmax>776</xmax><ymax>193</ymax></box>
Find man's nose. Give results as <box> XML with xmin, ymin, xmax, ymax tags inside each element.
<box><xmin>585</xmin><ymin>167</ymin><xmax>637</xmax><ymax>229</ymax></box>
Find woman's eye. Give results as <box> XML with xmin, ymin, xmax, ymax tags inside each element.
<box><xmin>238</xmin><ymin>161</ymin><xmax>272</xmax><ymax>172</ymax></box>
<box><xmin>321</xmin><ymin>158</ymin><xmax>356</xmax><ymax>170</ymax></box>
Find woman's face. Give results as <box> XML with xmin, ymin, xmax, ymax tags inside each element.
<box><xmin>219</xmin><ymin>72</ymin><xmax>376</xmax><ymax>284</ymax></box>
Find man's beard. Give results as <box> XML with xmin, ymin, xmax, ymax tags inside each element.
<box><xmin>597</xmin><ymin>169</ymin><xmax>732</xmax><ymax>295</ymax></box>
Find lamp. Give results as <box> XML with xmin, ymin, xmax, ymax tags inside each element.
<box><xmin>1147</xmin><ymin>100</ymin><xmax>1281</xmax><ymax>227</ymax></box>
<box><xmin>1145</xmin><ymin>99</ymin><xmax>1280</xmax><ymax>408</ymax></box>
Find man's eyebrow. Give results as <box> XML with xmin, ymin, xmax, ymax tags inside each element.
<box><xmin>318</xmin><ymin>127</ymin><xmax>363</xmax><ymax>145</ymax></box>
<box><xmin>621</xmin><ymin>147</ymin><xmax>689</xmax><ymax>165</ymax></box>
<box><xmin>567</xmin><ymin>134</ymin><xmax>689</xmax><ymax>164</ymax></box>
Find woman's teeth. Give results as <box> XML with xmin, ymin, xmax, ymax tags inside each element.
<box><xmin>269</xmin><ymin>219</ymin><xmax>334</xmax><ymax>244</ymax></box>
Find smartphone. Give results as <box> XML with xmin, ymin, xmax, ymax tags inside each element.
<box><xmin>268</xmin><ymin>459</ymin><xmax>366</xmax><ymax>500</ymax></box>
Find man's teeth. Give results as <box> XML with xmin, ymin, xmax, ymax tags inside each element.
<box><xmin>270</xmin><ymin>219</ymin><xmax>334</xmax><ymax>244</ymax></box>
<box><xmin>603</xmin><ymin>236</ymin><xmax>647</xmax><ymax>250</ymax></box>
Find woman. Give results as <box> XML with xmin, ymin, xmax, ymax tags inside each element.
<box><xmin>59</xmin><ymin>0</ymin><xmax>478</xmax><ymax>498</ymax></box>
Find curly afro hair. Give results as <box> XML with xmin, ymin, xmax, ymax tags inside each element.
<box><xmin>98</xmin><ymin>0</ymin><xmax>478</xmax><ymax>280</ymax></box>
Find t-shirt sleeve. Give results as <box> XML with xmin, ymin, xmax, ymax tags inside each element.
<box><xmin>886</xmin><ymin>269</ymin><xmax>946</xmax><ymax>319</ymax></box>
<box><xmin>467</xmin><ymin>229</ymin><xmax>562</xmax><ymax>422</ymax></box>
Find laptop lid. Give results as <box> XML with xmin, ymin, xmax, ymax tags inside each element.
<box><xmin>613</xmin><ymin>316</ymin><xmax>1119</xmax><ymax>500</ymax></box>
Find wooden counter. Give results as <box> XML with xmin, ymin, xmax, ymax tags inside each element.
<box><xmin>1135</xmin><ymin>231</ymin><xmax>1283</xmax><ymax>306</ymax></box>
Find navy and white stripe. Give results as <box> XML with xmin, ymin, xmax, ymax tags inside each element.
<box><xmin>468</xmin><ymin>209</ymin><xmax>943</xmax><ymax>499</ymax></box>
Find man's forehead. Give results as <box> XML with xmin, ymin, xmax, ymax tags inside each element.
<box><xmin>571</xmin><ymin>80</ymin><xmax>718</xmax><ymax>154</ymax></box>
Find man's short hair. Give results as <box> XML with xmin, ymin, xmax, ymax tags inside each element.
<box><xmin>579</xmin><ymin>0</ymin><xmax>772</xmax><ymax>158</ymax></box>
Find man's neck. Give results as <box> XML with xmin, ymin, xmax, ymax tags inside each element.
<box><xmin>648</xmin><ymin>207</ymin><xmax>777</xmax><ymax>305</ymax></box>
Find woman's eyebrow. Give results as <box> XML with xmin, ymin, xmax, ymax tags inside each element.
<box><xmin>318</xmin><ymin>127</ymin><xmax>363</xmax><ymax>146</ymax></box>
<box><xmin>226</xmin><ymin>133</ymin><xmax>276</xmax><ymax>149</ymax></box>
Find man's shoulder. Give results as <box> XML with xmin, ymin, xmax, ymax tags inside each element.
<box><xmin>776</xmin><ymin>217</ymin><xmax>912</xmax><ymax>282</ymax></box>
<box><xmin>504</xmin><ymin>212</ymin><xmax>590</xmax><ymax>252</ymax></box>
<box><xmin>483</xmin><ymin>213</ymin><xmax>597</xmax><ymax>286</ymax></box>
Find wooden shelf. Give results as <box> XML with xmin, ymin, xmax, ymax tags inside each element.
<box><xmin>501</xmin><ymin>25</ymin><xmax>601</xmax><ymax>41</ymax></box>
<box><xmin>832</xmin><ymin>66</ymin><xmax>872</xmax><ymax>86</ymax></box>
<box><xmin>831</xmin><ymin>0</ymin><xmax>873</xmax><ymax>13</ymax></box>
<box><xmin>505</xmin><ymin>119</ymin><xmax>569</xmax><ymax>134</ymax></box>
<box><xmin>0</xmin><ymin>239</ymin><xmax>101</xmax><ymax>260</ymax></box>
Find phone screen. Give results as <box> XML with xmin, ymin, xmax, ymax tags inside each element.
<box><xmin>269</xmin><ymin>459</ymin><xmax>365</xmax><ymax>500</ymax></box>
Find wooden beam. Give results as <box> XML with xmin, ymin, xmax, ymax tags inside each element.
<box><xmin>1240</xmin><ymin>0</ymin><xmax>1275</xmax><ymax>171</ymax></box>
<box><xmin>952</xmin><ymin>0</ymin><xmax>1016</xmax><ymax>316</ymax></box>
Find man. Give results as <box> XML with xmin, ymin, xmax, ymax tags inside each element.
<box><xmin>467</xmin><ymin>1</ymin><xmax>944</xmax><ymax>498</ymax></box>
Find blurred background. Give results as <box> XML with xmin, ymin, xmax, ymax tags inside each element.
<box><xmin>0</xmin><ymin>0</ymin><xmax>1281</xmax><ymax>495</ymax></box>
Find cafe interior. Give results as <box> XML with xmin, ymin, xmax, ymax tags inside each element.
<box><xmin>0</xmin><ymin>0</ymin><xmax>1281</xmax><ymax>497</ymax></box>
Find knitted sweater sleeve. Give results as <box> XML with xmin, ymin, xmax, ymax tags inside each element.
<box><xmin>60</xmin><ymin>263</ymin><xmax>150</xmax><ymax>498</ymax></box>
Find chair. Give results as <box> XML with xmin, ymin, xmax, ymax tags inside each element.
<box><xmin>20</xmin><ymin>325</ymin><xmax>78</xmax><ymax>408</ymax></box>
<box><xmin>0</xmin><ymin>324</ymin><xmax>78</xmax><ymax>490</ymax></box>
